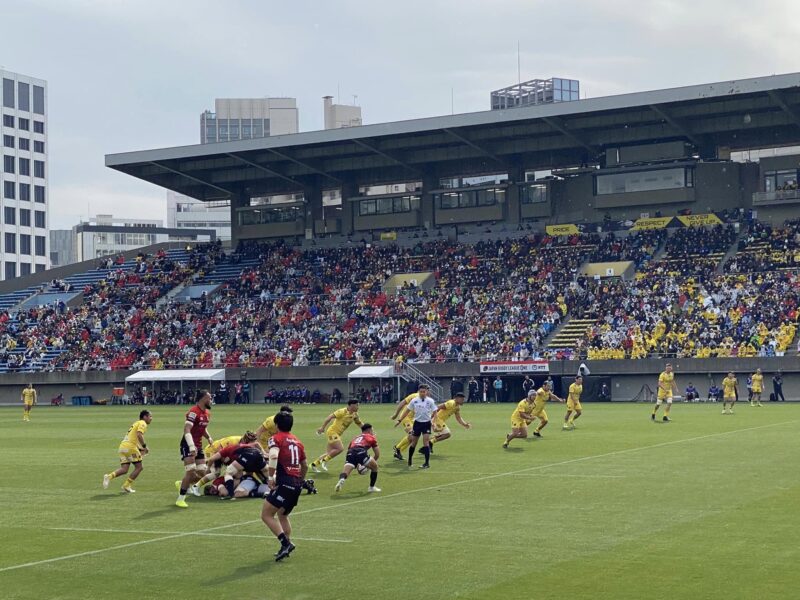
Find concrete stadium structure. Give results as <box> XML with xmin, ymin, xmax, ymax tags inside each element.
<box><xmin>4</xmin><ymin>74</ymin><xmax>800</xmax><ymax>404</ymax></box>
<box><xmin>108</xmin><ymin>73</ymin><xmax>800</xmax><ymax>243</ymax></box>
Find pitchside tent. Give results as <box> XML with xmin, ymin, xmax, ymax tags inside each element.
<box><xmin>347</xmin><ymin>365</ymin><xmax>400</xmax><ymax>403</ymax></box>
<box><xmin>125</xmin><ymin>369</ymin><xmax>226</xmax><ymax>400</ymax></box>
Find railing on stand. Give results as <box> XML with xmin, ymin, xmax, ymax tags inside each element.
<box><xmin>394</xmin><ymin>361</ymin><xmax>444</xmax><ymax>401</ymax></box>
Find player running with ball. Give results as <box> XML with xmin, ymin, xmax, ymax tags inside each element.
<box><xmin>335</xmin><ymin>423</ymin><xmax>381</xmax><ymax>493</ymax></box>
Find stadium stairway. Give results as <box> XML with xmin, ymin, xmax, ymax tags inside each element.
<box><xmin>715</xmin><ymin>227</ymin><xmax>748</xmax><ymax>274</ymax></box>
<box><xmin>200</xmin><ymin>257</ymin><xmax>261</xmax><ymax>284</ymax></box>
<box><xmin>546</xmin><ymin>318</ymin><xmax>595</xmax><ymax>352</ymax></box>
<box><xmin>0</xmin><ymin>286</ymin><xmax>40</xmax><ymax>312</ymax></box>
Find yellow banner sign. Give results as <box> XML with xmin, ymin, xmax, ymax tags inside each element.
<box><xmin>631</xmin><ymin>217</ymin><xmax>673</xmax><ymax>230</ymax></box>
<box><xmin>546</xmin><ymin>224</ymin><xmax>579</xmax><ymax>236</ymax></box>
<box><xmin>677</xmin><ymin>213</ymin><xmax>722</xmax><ymax>227</ymax></box>
<box><xmin>380</xmin><ymin>231</ymin><xmax>397</xmax><ymax>241</ymax></box>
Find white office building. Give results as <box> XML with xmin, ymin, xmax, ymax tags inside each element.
<box><xmin>74</xmin><ymin>214</ymin><xmax>213</xmax><ymax>263</ymax></box>
<box><xmin>323</xmin><ymin>96</ymin><xmax>362</xmax><ymax>129</ymax></box>
<box><xmin>200</xmin><ymin>97</ymin><xmax>298</xmax><ymax>143</ymax></box>
<box><xmin>167</xmin><ymin>191</ymin><xmax>231</xmax><ymax>241</ymax></box>
<box><xmin>1</xmin><ymin>69</ymin><xmax>49</xmax><ymax>279</ymax></box>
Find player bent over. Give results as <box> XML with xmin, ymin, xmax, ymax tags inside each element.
<box><xmin>262</xmin><ymin>411</ymin><xmax>308</xmax><ymax>561</ymax></box>
<box><xmin>503</xmin><ymin>390</ymin><xmax>536</xmax><ymax>448</ymax></box>
<box><xmin>651</xmin><ymin>363</ymin><xmax>679</xmax><ymax>422</ymax></box>
<box><xmin>103</xmin><ymin>410</ymin><xmax>152</xmax><ymax>492</ymax></box>
<box><xmin>311</xmin><ymin>399</ymin><xmax>362</xmax><ymax>472</ymax></box>
<box><xmin>220</xmin><ymin>444</ymin><xmax>268</xmax><ymax>500</ymax></box>
<box><xmin>430</xmin><ymin>392</ymin><xmax>471</xmax><ymax>449</ymax></box>
<box><xmin>175</xmin><ymin>389</ymin><xmax>214</xmax><ymax>508</ymax></box>
<box><xmin>335</xmin><ymin>423</ymin><xmax>381</xmax><ymax>493</ymax></box>
<box><xmin>191</xmin><ymin>431</ymin><xmax>257</xmax><ymax>495</ymax></box>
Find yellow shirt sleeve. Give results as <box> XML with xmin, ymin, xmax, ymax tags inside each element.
<box><xmin>333</xmin><ymin>408</ymin><xmax>347</xmax><ymax>420</ymax></box>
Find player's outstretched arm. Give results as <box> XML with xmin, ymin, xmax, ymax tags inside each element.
<box><xmin>395</xmin><ymin>408</ymin><xmax>411</xmax><ymax>426</ymax></box>
<box><xmin>455</xmin><ymin>413</ymin><xmax>471</xmax><ymax>429</ymax></box>
<box><xmin>317</xmin><ymin>414</ymin><xmax>335</xmax><ymax>434</ymax></box>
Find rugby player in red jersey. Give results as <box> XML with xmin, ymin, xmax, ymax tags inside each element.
<box><xmin>335</xmin><ymin>423</ymin><xmax>381</xmax><ymax>493</ymax></box>
<box><xmin>175</xmin><ymin>389</ymin><xmax>214</xmax><ymax>508</ymax></box>
<box><xmin>262</xmin><ymin>411</ymin><xmax>307</xmax><ymax>561</ymax></box>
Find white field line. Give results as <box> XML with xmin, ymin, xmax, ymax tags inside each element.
<box><xmin>436</xmin><ymin>471</ymin><xmax>625</xmax><ymax>478</ymax></box>
<box><xmin>0</xmin><ymin>418</ymin><xmax>794</xmax><ymax>574</ymax></box>
<box><xmin>48</xmin><ymin>527</ymin><xmax>351</xmax><ymax>543</ymax></box>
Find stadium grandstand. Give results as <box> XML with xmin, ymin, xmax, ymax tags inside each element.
<box><xmin>2</xmin><ymin>73</ymin><xmax>800</xmax><ymax>402</ymax></box>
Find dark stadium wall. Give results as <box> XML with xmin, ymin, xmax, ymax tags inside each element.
<box><xmin>1</xmin><ymin>358</ymin><xmax>799</xmax><ymax>405</ymax></box>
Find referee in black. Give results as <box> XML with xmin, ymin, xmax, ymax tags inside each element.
<box><xmin>395</xmin><ymin>384</ymin><xmax>437</xmax><ymax>469</ymax></box>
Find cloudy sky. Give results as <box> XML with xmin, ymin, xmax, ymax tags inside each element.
<box><xmin>2</xmin><ymin>0</ymin><xmax>798</xmax><ymax>229</ymax></box>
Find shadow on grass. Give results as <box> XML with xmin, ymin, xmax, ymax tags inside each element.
<box><xmin>136</xmin><ymin>507</ymin><xmax>183</xmax><ymax>519</ymax></box>
<box><xmin>207</xmin><ymin>558</ymin><xmax>276</xmax><ymax>584</ymax></box>
<box><xmin>88</xmin><ymin>494</ymin><xmax>124</xmax><ymax>501</ymax></box>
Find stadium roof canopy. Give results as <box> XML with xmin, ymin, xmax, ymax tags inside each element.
<box><xmin>348</xmin><ymin>365</ymin><xmax>396</xmax><ymax>379</ymax></box>
<box><xmin>125</xmin><ymin>368</ymin><xmax>226</xmax><ymax>383</ymax></box>
<box><xmin>106</xmin><ymin>73</ymin><xmax>800</xmax><ymax>201</ymax></box>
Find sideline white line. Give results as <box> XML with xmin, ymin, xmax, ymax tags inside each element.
<box><xmin>437</xmin><ymin>471</ymin><xmax>625</xmax><ymax>478</ymax></box>
<box><xmin>1</xmin><ymin>418</ymin><xmax>793</xmax><ymax>573</ymax></box>
<box><xmin>48</xmin><ymin>527</ymin><xmax>351</xmax><ymax>543</ymax></box>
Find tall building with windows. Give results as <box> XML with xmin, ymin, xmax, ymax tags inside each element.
<box><xmin>200</xmin><ymin>97</ymin><xmax>298</xmax><ymax>143</ymax></box>
<box><xmin>323</xmin><ymin>96</ymin><xmax>362</xmax><ymax>129</ymax></box>
<box><xmin>167</xmin><ymin>191</ymin><xmax>231</xmax><ymax>241</ymax></box>
<box><xmin>1</xmin><ymin>69</ymin><xmax>48</xmax><ymax>280</ymax></box>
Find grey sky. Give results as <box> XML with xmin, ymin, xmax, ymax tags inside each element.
<box><xmin>2</xmin><ymin>0</ymin><xmax>798</xmax><ymax>229</ymax></box>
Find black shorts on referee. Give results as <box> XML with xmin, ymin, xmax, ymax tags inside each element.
<box><xmin>412</xmin><ymin>420</ymin><xmax>432</xmax><ymax>436</ymax></box>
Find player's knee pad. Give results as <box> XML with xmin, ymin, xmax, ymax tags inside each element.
<box><xmin>184</xmin><ymin>463</ymin><xmax>197</xmax><ymax>472</ymax></box>
<box><xmin>665</xmin><ymin>397</ymin><xmax>673</xmax><ymax>405</ymax></box>
<box><xmin>655</xmin><ymin>398</ymin><xmax>663</xmax><ymax>406</ymax></box>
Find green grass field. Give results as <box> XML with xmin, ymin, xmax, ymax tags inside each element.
<box><xmin>1</xmin><ymin>402</ymin><xmax>799</xmax><ymax>600</ymax></box>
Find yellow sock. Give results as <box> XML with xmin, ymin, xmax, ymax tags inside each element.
<box><xmin>123</xmin><ymin>478</ymin><xmax>134</xmax><ymax>487</ymax></box>
<box><xmin>321</xmin><ymin>454</ymin><xmax>331</xmax><ymax>463</ymax></box>
<box><xmin>396</xmin><ymin>436</ymin><xmax>411</xmax><ymax>452</ymax></box>
<box><xmin>429</xmin><ymin>437</ymin><xmax>436</xmax><ymax>446</ymax></box>
<box><xmin>107</xmin><ymin>472</ymin><xmax>117</xmax><ymax>480</ymax></box>
<box><xmin>568</xmin><ymin>416</ymin><xmax>575</xmax><ymax>424</ymax></box>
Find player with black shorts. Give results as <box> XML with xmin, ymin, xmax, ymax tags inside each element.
<box><xmin>395</xmin><ymin>387</ymin><xmax>437</xmax><ymax>469</ymax></box>
<box><xmin>262</xmin><ymin>411</ymin><xmax>308</xmax><ymax>561</ymax></box>
<box><xmin>217</xmin><ymin>443</ymin><xmax>268</xmax><ymax>500</ymax></box>
<box><xmin>175</xmin><ymin>389</ymin><xmax>214</xmax><ymax>508</ymax></box>
<box><xmin>335</xmin><ymin>423</ymin><xmax>381</xmax><ymax>493</ymax></box>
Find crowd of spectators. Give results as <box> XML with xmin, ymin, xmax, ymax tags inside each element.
<box><xmin>0</xmin><ymin>222</ymin><xmax>797</xmax><ymax>371</ymax></box>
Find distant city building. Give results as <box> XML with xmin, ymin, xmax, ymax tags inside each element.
<box><xmin>491</xmin><ymin>77</ymin><xmax>580</xmax><ymax>110</ymax></box>
<box><xmin>74</xmin><ymin>214</ymin><xmax>214</xmax><ymax>263</ymax></box>
<box><xmin>323</xmin><ymin>96</ymin><xmax>362</xmax><ymax>129</ymax></box>
<box><xmin>200</xmin><ymin>97</ymin><xmax>298</xmax><ymax>143</ymax></box>
<box><xmin>49</xmin><ymin>229</ymin><xmax>74</xmax><ymax>267</ymax></box>
<box><xmin>167</xmin><ymin>191</ymin><xmax>231</xmax><ymax>241</ymax></box>
<box><xmin>1</xmin><ymin>69</ymin><xmax>49</xmax><ymax>279</ymax></box>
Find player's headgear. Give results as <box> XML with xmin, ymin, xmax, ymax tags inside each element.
<box><xmin>275</xmin><ymin>411</ymin><xmax>293</xmax><ymax>432</ymax></box>
<box><xmin>527</xmin><ymin>390</ymin><xmax>536</xmax><ymax>397</ymax></box>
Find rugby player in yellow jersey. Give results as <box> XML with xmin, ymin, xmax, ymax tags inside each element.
<box><xmin>102</xmin><ymin>410</ymin><xmax>152</xmax><ymax>493</ymax></box>
<box><xmin>531</xmin><ymin>381</ymin><xmax>565</xmax><ymax>438</ymax></box>
<box><xmin>430</xmin><ymin>392</ymin><xmax>471</xmax><ymax>447</ymax></box>
<box><xmin>190</xmin><ymin>431</ymin><xmax>258</xmax><ymax>495</ymax></box>
<box><xmin>311</xmin><ymin>399</ymin><xmax>362</xmax><ymax>472</ymax></box>
<box><xmin>255</xmin><ymin>405</ymin><xmax>294</xmax><ymax>449</ymax></box>
<box><xmin>503</xmin><ymin>390</ymin><xmax>537</xmax><ymax>448</ymax></box>
<box><xmin>21</xmin><ymin>383</ymin><xmax>37</xmax><ymax>422</ymax></box>
<box><xmin>722</xmin><ymin>372</ymin><xmax>738</xmax><ymax>415</ymax></box>
<box><xmin>389</xmin><ymin>386</ymin><xmax>425</xmax><ymax>460</ymax></box>
<box><xmin>750</xmin><ymin>368</ymin><xmax>764</xmax><ymax>407</ymax></box>
<box><xmin>651</xmin><ymin>363</ymin><xmax>679</xmax><ymax>422</ymax></box>
<box><xmin>563</xmin><ymin>375</ymin><xmax>583</xmax><ymax>430</ymax></box>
